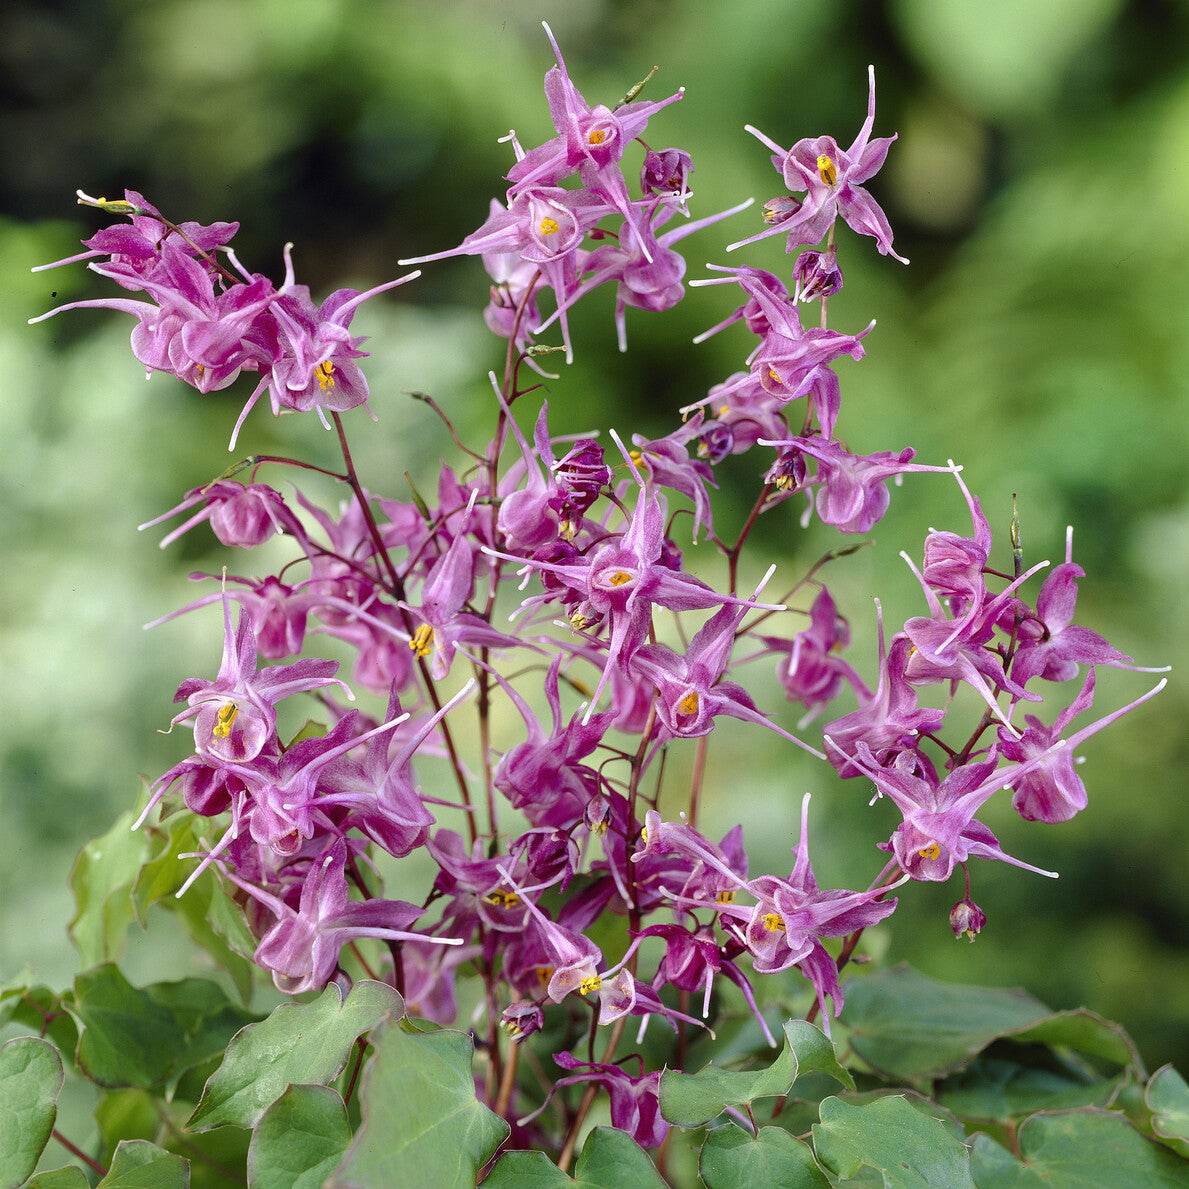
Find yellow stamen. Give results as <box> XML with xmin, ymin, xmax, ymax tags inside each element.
<box><xmin>409</xmin><ymin>623</ymin><xmax>434</xmax><ymax>657</ymax></box>
<box><xmin>539</xmin><ymin>216</ymin><xmax>560</xmax><ymax>236</ymax></box>
<box><xmin>535</xmin><ymin>966</ymin><xmax>554</xmax><ymax>986</ymax></box>
<box><xmin>588</xmin><ymin>130</ymin><xmax>606</xmax><ymax>145</ymax></box>
<box><xmin>315</xmin><ymin>360</ymin><xmax>336</xmax><ymax>390</ymax></box>
<box><xmin>569</xmin><ymin>609</ymin><xmax>592</xmax><ymax>631</ymax></box>
<box><xmin>483</xmin><ymin>889</ymin><xmax>522</xmax><ymax>909</ymax></box>
<box><xmin>767</xmin><ymin>366</ymin><xmax>782</xmax><ymax>384</ymax></box>
<box><xmin>579</xmin><ymin>975</ymin><xmax>603</xmax><ymax>995</ymax></box>
<box><xmin>678</xmin><ymin>690</ymin><xmax>700</xmax><ymax>716</ymax></box>
<box><xmin>502</xmin><ymin>1020</ymin><xmax>521</xmax><ymax>1036</ymax></box>
<box><xmin>762</xmin><ymin>912</ymin><xmax>786</xmax><ymax>933</ymax></box>
<box><xmin>608</xmin><ymin>570</ymin><xmax>632</xmax><ymax>586</ymax></box>
<box><xmin>817</xmin><ymin>154</ymin><xmax>837</xmax><ymax>185</ymax></box>
<box><xmin>715</xmin><ymin>890</ymin><xmax>736</xmax><ymax>904</ymax></box>
<box><xmin>918</xmin><ymin>843</ymin><xmax>941</xmax><ymax>861</ymax></box>
<box><xmin>213</xmin><ymin>703</ymin><xmax>238</xmax><ymax>738</ymax></box>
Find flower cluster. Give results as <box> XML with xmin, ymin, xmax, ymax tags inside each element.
<box><xmin>35</xmin><ymin>25</ymin><xmax>1165</xmax><ymax>1160</ymax></box>
<box><xmin>31</xmin><ymin>191</ymin><xmax>420</xmax><ymax>448</ymax></box>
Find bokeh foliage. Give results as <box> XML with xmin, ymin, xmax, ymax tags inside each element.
<box><xmin>3</xmin><ymin>0</ymin><xmax>1186</xmax><ymax>1080</ymax></box>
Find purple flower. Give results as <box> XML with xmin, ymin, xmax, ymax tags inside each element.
<box><xmin>139</xmin><ymin>481</ymin><xmax>304</xmax><ymax>550</ymax></box>
<box><xmin>220</xmin><ymin>838</ymin><xmax>459</xmax><ymax>994</ymax></box>
<box><xmin>824</xmin><ymin>615</ymin><xmax>945</xmax><ymax>778</ymax></box>
<box><xmin>170</xmin><ymin>592</ymin><xmax>348</xmax><ymax>765</ymax></box>
<box><xmin>758</xmin><ymin>586</ymin><xmax>870</xmax><ymax>720</ymax></box>
<box><xmin>504</xmin><ymin>21</ymin><xmax>684</xmax><ymax>262</ymax></box>
<box><xmin>729</xmin><ymin>67</ymin><xmax>906</xmax><ymax>262</ymax></box>
<box><xmin>998</xmin><ymin>670</ymin><xmax>1167</xmax><ymax>823</ymax></box>
<box><xmin>1010</xmin><ymin>529</ymin><xmax>1142</xmax><ymax>687</ymax></box>
<box><xmin>789</xmin><ymin>437</ymin><xmax>954</xmax><ymax>534</ymax></box>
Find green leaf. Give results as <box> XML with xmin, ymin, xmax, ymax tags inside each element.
<box><xmin>68</xmin><ymin>810</ymin><xmax>149</xmax><ymax>967</ymax></box>
<box><xmin>571</xmin><ymin>1128</ymin><xmax>668</xmax><ymax>1188</ymax></box>
<box><xmin>174</xmin><ymin>876</ymin><xmax>259</xmax><ymax>1004</ymax></box>
<box><xmin>971</xmin><ymin>1109</ymin><xmax>1189</xmax><ymax>1187</ymax></box>
<box><xmin>247</xmin><ymin>1084</ymin><xmax>351</xmax><ymax>1189</ymax></box>
<box><xmin>95</xmin><ymin>1088</ymin><xmax>160</xmax><ymax>1151</ymax></box>
<box><xmin>812</xmin><ymin>1095</ymin><xmax>976</xmax><ymax>1189</ymax></box>
<box><xmin>1147</xmin><ymin>1066</ymin><xmax>1189</xmax><ymax>1159</ymax></box>
<box><xmin>25</xmin><ymin>1169</ymin><xmax>91</xmax><ymax>1189</ymax></box>
<box><xmin>72</xmin><ymin>966</ymin><xmax>255</xmax><ymax>1093</ymax></box>
<box><xmin>73</xmin><ymin>964</ymin><xmax>186</xmax><ymax>1089</ymax></box>
<box><xmin>1009</xmin><ymin>1010</ymin><xmax>1139</xmax><ymax>1071</ymax></box>
<box><xmin>132</xmin><ymin>815</ymin><xmax>257</xmax><ymax>1003</ymax></box>
<box><xmin>326</xmin><ymin>1025</ymin><xmax>508</xmax><ymax>1189</ymax></box>
<box><xmin>484</xmin><ymin>1127</ymin><xmax>667</xmax><ymax>1189</ymax></box>
<box><xmin>480</xmin><ymin>1151</ymin><xmax>574</xmax><ymax>1189</ymax></box>
<box><xmin>95</xmin><ymin>1138</ymin><xmax>189</xmax><ymax>1188</ymax></box>
<box><xmin>0</xmin><ymin>1036</ymin><xmax>64</xmax><ymax>1189</ymax></box>
<box><xmin>700</xmin><ymin>1124</ymin><xmax>830</xmax><ymax>1189</ymax></box>
<box><xmin>142</xmin><ymin>978</ymin><xmax>260</xmax><ymax>1096</ymax></box>
<box><xmin>0</xmin><ymin>969</ymin><xmax>35</xmax><ymax>1028</ymax></box>
<box><xmin>938</xmin><ymin>1052</ymin><xmax>1131</xmax><ymax>1124</ymax></box>
<box><xmin>0</xmin><ymin>983</ymin><xmax>77</xmax><ymax>1061</ymax></box>
<box><xmin>842</xmin><ymin>966</ymin><xmax>1053</xmax><ymax>1080</ymax></box>
<box><xmin>660</xmin><ymin>1019</ymin><xmax>853</xmax><ymax>1127</ymax></box>
<box><xmin>187</xmin><ymin>980</ymin><xmax>401</xmax><ymax>1132</ymax></box>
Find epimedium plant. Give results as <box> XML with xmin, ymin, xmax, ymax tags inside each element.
<box><xmin>5</xmin><ymin>22</ymin><xmax>1185</xmax><ymax>1189</ymax></box>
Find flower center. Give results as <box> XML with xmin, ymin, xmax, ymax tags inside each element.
<box><xmin>539</xmin><ymin>216</ymin><xmax>560</xmax><ymax>236</ymax></box>
<box><xmin>579</xmin><ymin>975</ymin><xmax>603</xmax><ymax>995</ymax></box>
<box><xmin>918</xmin><ymin>842</ymin><xmax>941</xmax><ymax>861</ymax></box>
<box><xmin>817</xmin><ymin>154</ymin><xmax>837</xmax><ymax>185</ymax></box>
<box><xmin>315</xmin><ymin>360</ymin><xmax>336</xmax><ymax>390</ymax></box>
<box><xmin>715</xmin><ymin>890</ymin><xmax>736</xmax><ymax>904</ymax></box>
<box><xmin>409</xmin><ymin>623</ymin><xmax>434</xmax><ymax>657</ymax></box>
<box><xmin>762</xmin><ymin>911</ymin><xmax>786</xmax><ymax>933</ymax></box>
<box><xmin>213</xmin><ymin>702</ymin><xmax>239</xmax><ymax>738</ymax></box>
<box><xmin>608</xmin><ymin>570</ymin><xmax>633</xmax><ymax>586</ymax></box>
<box><xmin>484</xmin><ymin>889</ymin><xmax>521</xmax><ymax>909</ymax></box>
<box><xmin>678</xmin><ymin>690</ymin><xmax>700</xmax><ymax>716</ymax></box>
<box><xmin>588</xmin><ymin>130</ymin><xmax>606</xmax><ymax>145</ymax></box>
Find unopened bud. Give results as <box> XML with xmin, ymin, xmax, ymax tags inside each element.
<box><xmin>792</xmin><ymin>246</ymin><xmax>843</xmax><ymax>303</ymax></box>
<box><xmin>763</xmin><ymin>195</ymin><xmax>802</xmax><ymax>225</ymax></box>
<box><xmin>950</xmin><ymin>898</ymin><xmax>987</xmax><ymax>942</ymax></box>
<box><xmin>501</xmin><ymin>1000</ymin><xmax>545</xmax><ymax>1041</ymax></box>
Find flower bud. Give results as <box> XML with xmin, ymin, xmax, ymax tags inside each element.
<box><xmin>950</xmin><ymin>898</ymin><xmax>987</xmax><ymax>942</ymax></box>
<box><xmin>501</xmin><ymin>1000</ymin><xmax>545</xmax><ymax>1041</ymax></box>
<box><xmin>764</xmin><ymin>447</ymin><xmax>808</xmax><ymax>492</ymax></box>
<box><xmin>641</xmin><ymin>147</ymin><xmax>694</xmax><ymax>197</ymax></box>
<box><xmin>762</xmin><ymin>195</ymin><xmax>802</xmax><ymax>225</ymax></box>
<box><xmin>697</xmin><ymin>421</ymin><xmax>734</xmax><ymax>463</ymax></box>
<box><xmin>792</xmin><ymin>246</ymin><xmax>843</xmax><ymax>303</ymax></box>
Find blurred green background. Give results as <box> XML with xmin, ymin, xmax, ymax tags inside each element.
<box><xmin>3</xmin><ymin>0</ymin><xmax>1187</xmax><ymax>1076</ymax></box>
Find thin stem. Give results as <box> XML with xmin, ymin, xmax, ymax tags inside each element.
<box><xmin>52</xmin><ymin>1131</ymin><xmax>107</xmax><ymax>1177</ymax></box>
<box><xmin>344</xmin><ymin>1036</ymin><xmax>369</xmax><ymax>1105</ymax></box>
<box><xmin>495</xmin><ymin>1035</ymin><xmax>521</xmax><ymax>1118</ymax></box>
<box><xmin>688</xmin><ymin>733</ymin><xmax>709</xmax><ymax>830</ymax></box>
<box><xmin>724</xmin><ymin>483</ymin><xmax>775</xmax><ymax>593</ymax></box>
